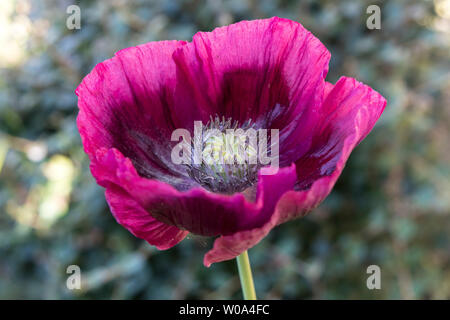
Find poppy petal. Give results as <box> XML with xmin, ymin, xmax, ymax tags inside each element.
<box><xmin>204</xmin><ymin>77</ymin><xmax>386</xmax><ymax>266</ymax></box>
<box><xmin>173</xmin><ymin>17</ymin><xmax>330</xmax><ymax>129</ymax></box>
<box><xmin>91</xmin><ymin>148</ymin><xmax>296</xmax><ymax>242</ymax></box>
<box><xmin>294</xmin><ymin>76</ymin><xmax>386</xmax><ymax>190</ymax></box>
<box><xmin>76</xmin><ymin>40</ymin><xmax>196</xmax><ymax>190</ymax></box>
<box><xmin>105</xmin><ymin>184</ymin><xmax>188</xmax><ymax>250</ymax></box>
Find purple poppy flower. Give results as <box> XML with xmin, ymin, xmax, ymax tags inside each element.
<box><xmin>76</xmin><ymin>17</ymin><xmax>386</xmax><ymax>267</ymax></box>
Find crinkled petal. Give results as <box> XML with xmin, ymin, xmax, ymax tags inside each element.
<box><xmin>76</xmin><ymin>40</ymin><xmax>197</xmax><ymax>190</ymax></box>
<box><xmin>105</xmin><ymin>184</ymin><xmax>188</xmax><ymax>250</ymax></box>
<box><xmin>204</xmin><ymin>77</ymin><xmax>386</xmax><ymax>266</ymax></box>
<box><xmin>204</xmin><ymin>135</ymin><xmax>354</xmax><ymax>266</ymax></box>
<box><xmin>173</xmin><ymin>17</ymin><xmax>330</xmax><ymax>132</ymax></box>
<box><xmin>91</xmin><ymin>147</ymin><xmax>296</xmax><ymax>242</ymax></box>
<box><xmin>294</xmin><ymin>76</ymin><xmax>386</xmax><ymax>190</ymax></box>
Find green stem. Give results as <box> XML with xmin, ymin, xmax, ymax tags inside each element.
<box><xmin>236</xmin><ymin>250</ymin><xmax>257</xmax><ymax>300</ymax></box>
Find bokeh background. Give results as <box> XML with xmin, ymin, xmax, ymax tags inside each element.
<box><xmin>1</xmin><ymin>0</ymin><xmax>449</xmax><ymax>299</ymax></box>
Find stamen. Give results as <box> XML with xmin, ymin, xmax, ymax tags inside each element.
<box><xmin>186</xmin><ymin>115</ymin><xmax>259</xmax><ymax>194</ymax></box>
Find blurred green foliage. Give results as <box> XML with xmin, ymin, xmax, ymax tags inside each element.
<box><xmin>0</xmin><ymin>0</ymin><xmax>449</xmax><ymax>299</ymax></box>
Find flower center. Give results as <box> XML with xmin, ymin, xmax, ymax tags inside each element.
<box><xmin>186</xmin><ymin>116</ymin><xmax>259</xmax><ymax>194</ymax></box>
<box><xmin>202</xmin><ymin>131</ymin><xmax>257</xmax><ymax>170</ymax></box>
